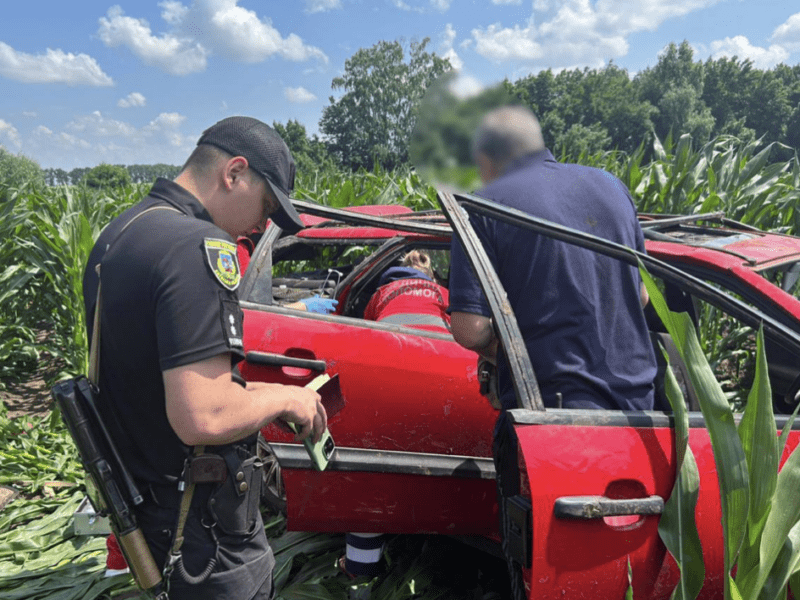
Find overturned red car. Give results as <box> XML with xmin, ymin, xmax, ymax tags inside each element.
<box><xmin>236</xmin><ymin>195</ymin><xmax>800</xmax><ymax>599</ymax></box>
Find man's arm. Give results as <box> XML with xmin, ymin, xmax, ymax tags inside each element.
<box><xmin>450</xmin><ymin>311</ymin><xmax>498</xmax><ymax>362</ymax></box>
<box><xmin>163</xmin><ymin>353</ymin><xmax>326</xmax><ymax>447</ymax></box>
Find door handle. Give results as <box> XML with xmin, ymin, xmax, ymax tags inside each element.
<box><xmin>553</xmin><ymin>495</ymin><xmax>664</xmax><ymax>519</ymax></box>
<box><xmin>245</xmin><ymin>351</ymin><xmax>326</xmax><ymax>372</ymax></box>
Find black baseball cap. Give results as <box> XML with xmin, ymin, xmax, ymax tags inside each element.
<box><xmin>198</xmin><ymin>116</ymin><xmax>305</xmax><ymax>233</ymax></box>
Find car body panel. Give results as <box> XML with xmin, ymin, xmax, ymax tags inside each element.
<box><xmin>239</xmin><ymin>305</ymin><xmax>499</xmax><ymax>533</ymax></box>
<box><xmin>640</xmin><ymin>214</ymin><xmax>800</xmax><ymax>329</ymax></box>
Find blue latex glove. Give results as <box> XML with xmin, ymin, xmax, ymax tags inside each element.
<box><xmin>299</xmin><ymin>295</ymin><xmax>339</xmax><ymax>314</ymax></box>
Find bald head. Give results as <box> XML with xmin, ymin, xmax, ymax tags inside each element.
<box><xmin>473</xmin><ymin>106</ymin><xmax>545</xmax><ymax>182</ymax></box>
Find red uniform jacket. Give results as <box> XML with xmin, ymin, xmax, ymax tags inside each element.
<box><xmin>364</xmin><ymin>278</ymin><xmax>450</xmax><ymax>333</ymax></box>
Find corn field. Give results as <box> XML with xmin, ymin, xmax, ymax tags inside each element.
<box><xmin>1</xmin><ymin>133</ymin><xmax>800</xmax><ymax>599</ymax></box>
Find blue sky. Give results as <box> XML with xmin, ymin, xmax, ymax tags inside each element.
<box><xmin>1</xmin><ymin>0</ymin><xmax>798</xmax><ymax>170</ymax></box>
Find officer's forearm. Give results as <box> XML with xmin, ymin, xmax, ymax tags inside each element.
<box><xmin>163</xmin><ymin>354</ymin><xmax>321</xmax><ymax>446</ymax></box>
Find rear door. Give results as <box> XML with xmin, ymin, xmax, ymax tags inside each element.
<box><xmin>239</xmin><ymin>218</ymin><xmax>499</xmax><ymax>535</ymax></box>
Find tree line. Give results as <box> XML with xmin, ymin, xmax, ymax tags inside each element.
<box><xmin>2</xmin><ymin>38</ymin><xmax>799</xmax><ymax>190</ymax></box>
<box><xmin>41</xmin><ymin>163</ymin><xmax>181</xmax><ymax>187</ymax></box>
<box><xmin>285</xmin><ymin>39</ymin><xmax>800</xmax><ymax>174</ymax></box>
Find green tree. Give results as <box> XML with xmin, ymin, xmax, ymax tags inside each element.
<box><xmin>509</xmin><ymin>64</ymin><xmax>655</xmax><ymax>154</ymax></box>
<box><xmin>272</xmin><ymin>119</ymin><xmax>337</xmax><ymax>181</ymax></box>
<box><xmin>320</xmin><ymin>38</ymin><xmax>452</xmax><ymax>171</ymax></box>
<box><xmin>773</xmin><ymin>64</ymin><xmax>800</xmax><ymax>152</ymax></box>
<box><xmin>82</xmin><ymin>163</ymin><xmax>131</xmax><ymax>189</ymax></box>
<box><xmin>636</xmin><ymin>41</ymin><xmax>715</xmax><ymax>144</ymax></box>
<box><xmin>703</xmin><ymin>56</ymin><xmax>758</xmax><ymax>140</ymax></box>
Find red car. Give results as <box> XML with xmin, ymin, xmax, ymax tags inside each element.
<box><xmin>237</xmin><ymin>195</ymin><xmax>800</xmax><ymax>599</ymax></box>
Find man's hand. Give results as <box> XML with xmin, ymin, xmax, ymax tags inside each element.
<box><xmin>252</xmin><ymin>382</ymin><xmax>327</xmax><ymax>443</ymax></box>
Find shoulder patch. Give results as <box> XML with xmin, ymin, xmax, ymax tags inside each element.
<box><xmin>204</xmin><ymin>238</ymin><xmax>241</xmax><ymax>290</ymax></box>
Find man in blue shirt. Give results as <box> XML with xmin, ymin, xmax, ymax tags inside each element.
<box><xmin>448</xmin><ymin>104</ymin><xmax>658</xmax><ymax>595</ymax></box>
<box><xmin>448</xmin><ymin>105</ymin><xmax>657</xmax><ymax>412</ymax></box>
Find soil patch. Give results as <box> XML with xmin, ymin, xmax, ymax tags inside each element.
<box><xmin>1</xmin><ymin>329</ymin><xmax>65</xmax><ymax>419</ymax></box>
<box><xmin>1</xmin><ymin>373</ymin><xmax>54</xmax><ymax>419</ymax></box>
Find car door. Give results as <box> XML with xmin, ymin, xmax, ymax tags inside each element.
<box><xmin>440</xmin><ymin>190</ymin><xmax>800</xmax><ymax>600</ymax></box>
<box><xmin>238</xmin><ymin>214</ymin><xmax>499</xmax><ymax>536</ymax></box>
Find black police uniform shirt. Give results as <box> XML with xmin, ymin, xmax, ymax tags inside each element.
<box><xmin>82</xmin><ymin>178</ymin><xmax>247</xmax><ymax>485</ymax></box>
<box><xmin>448</xmin><ymin>149</ymin><xmax>657</xmax><ymax>412</ymax></box>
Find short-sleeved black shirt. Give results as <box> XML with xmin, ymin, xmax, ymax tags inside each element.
<box><xmin>83</xmin><ymin>178</ymin><xmax>246</xmax><ymax>484</ymax></box>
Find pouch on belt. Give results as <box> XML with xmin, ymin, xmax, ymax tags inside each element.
<box><xmin>207</xmin><ymin>446</ymin><xmax>263</xmax><ymax>536</ymax></box>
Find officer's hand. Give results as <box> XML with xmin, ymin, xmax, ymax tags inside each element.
<box><xmin>281</xmin><ymin>387</ymin><xmax>328</xmax><ymax>443</ymax></box>
<box><xmin>298</xmin><ymin>296</ymin><xmax>339</xmax><ymax>314</ymax></box>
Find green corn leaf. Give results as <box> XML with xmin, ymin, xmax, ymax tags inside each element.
<box><xmin>657</xmin><ymin>360</ymin><xmax>704</xmax><ymax>600</ymax></box>
<box><xmin>752</xmin><ymin>433</ymin><xmax>800</xmax><ymax>593</ymax></box>
<box><xmin>729</xmin><ymin>575</ymin><xmax>744</xmax><ymax>600</ymax></box>
<box><xmin>758</xmin><ymin>519</ymin><xmax>800</xmax><ymax>600</ymax></box>
<box><xmin>626</xmin><ymin>556</ymin><xmax>634</xmax><ymax>600</ymax></box>
<box><xmin>640</xmin><ymin>261</ymin><xmax>749</xmax><ymax>598</ymax></box>
<box><xmin>735</xmin><ymin>326</ymin><xmax>779</xmax><ymax>595</ymax></box>
<box><xmin>777</xmin><ymin>403</ymin><xmax>800</xmax><ymax>458</ymax></box>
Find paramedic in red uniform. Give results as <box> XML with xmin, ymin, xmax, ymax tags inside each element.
<box><xmin>363</xmin><ymin>250</ymin><xmax>450</xmax><ymax>333</ymax></box>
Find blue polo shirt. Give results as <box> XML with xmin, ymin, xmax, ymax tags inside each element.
<box><xmin>449</xmin><ymin>150</ymin><xmax>656</xmax><ymax>411</ymax></box>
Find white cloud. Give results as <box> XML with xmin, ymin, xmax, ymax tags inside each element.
<box><xmin>391</xmin><ymin>0</ymin><xmax>424</xmax><ymax>13</ymax></box>
<box><xmin>431</xmin><ymin>0</ymin><xmax>451</xmax><ymax>11</ymax></box>
<box><xmin>27</xmin><ymin>110</ymin><xmax>192</xmax><ymax>169</ymax></box>
<box><xmin>472</xmin><ymin>22</ymin><xmax>543</xmax><ymax>62</ymax></box>
<box><xmin>448</xmin><ymin>74</ymin><xmax>485</xmax><ymax>98</ymax></box>
<box><xmin>0</xmin><ymin>42</ymin><xmax>113</xmax><ymax>86</ymax></box>
<box><xmin>97</xmin><ymin>1</ymin><xmax>327</xmax><ymax>76</ymax></box>
<box><xmin>770</xmin><ymin>12</ymin><xmax>800</xmax><ymax>52</ymax></box>
<box><xmin>22</xmin><ymin>112</ymin><xmax>37</xmax><ymax>118</ymax></box>
<box><xmin>710</xmin><ymin>36</ymin><xmax>789</xmax><ymax>70</ymax></box>
<box><xmin>66</xmin><ymin>111</ymin><xmax>137</xmax><ymax>137</ymax></box>
<box><xmin>492</xmin><ymin>0</ymin><xmax>522</xmax><ymax>4</ymax></box>
<box><xmin>196</xmin><ymin>0</ymin><xmax>328</xmax><ymax>63</ymax></box>
<box><xmin>159</xmin><ymin>0</ymin><xmax>190</xmax><ymax>25</ymax></box>
<box><xmin>98</xmin><ymin>6</ymin><xmax>208</xmax><ymax>75</ymax></box>
<box><xmin>118</xmin><ymin>92</ymin><xmax>147</xmax><ymax>108</ymax></box>
<box><xmin>284</xmin><ymin>86</ymin><xmax>317</xmax><ymax>103</ymax></box>
<box><xmin>0</xmin><ymin>119</ymin><xmax>21</xmax><ymax>149</ymax></box>
<box><xmin>438</xmin><ymin>23</ymin><xmax>463</xmax><ymax>70</ymax></box>
<box><xmin>142</xmin><ymin>112</ymin><xmax>188</xmax><ymax>147</ymax></box>
<box><xmin>304</xmin><ymin>0</ymin><xmax>342</xmax><ymax>13</ymax></box>
<box><xmin>470</xmin><ymin>0</ymin><xmax>722</xmax><ymax>69</ymax></box>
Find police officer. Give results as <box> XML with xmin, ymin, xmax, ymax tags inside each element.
<box><xmin>82</xmin><ymin>116</ymin><xmax>327</xmax><ymax>600</ymax></box>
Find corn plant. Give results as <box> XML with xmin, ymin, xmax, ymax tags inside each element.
<box><xmin>642</xmin><ymin>262</ymin><xmax>800</xmax><ymax>600</ymax></box>
<box><xmin>624</xmin><ymin>133</ymin><xmax>800</xmax><ymax>235</ymax></box>
<box><xmin>0</xmin><ymin>183</ymin><xmax>145</xmax><ymax>381</ymax></box>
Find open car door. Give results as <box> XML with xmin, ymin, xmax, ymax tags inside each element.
<box><xmin>439</xmin><ymin>190</ymin><xmax>800</xmax><ymax>600</ymax></box>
